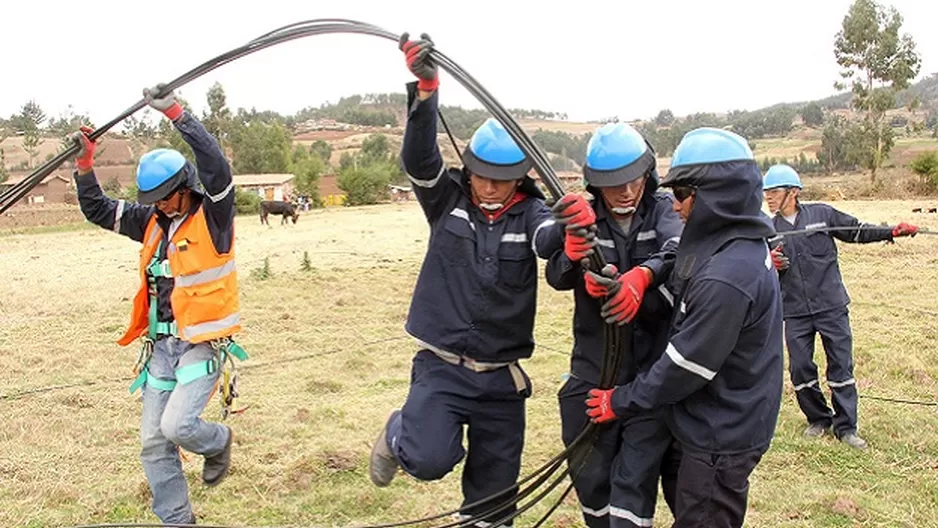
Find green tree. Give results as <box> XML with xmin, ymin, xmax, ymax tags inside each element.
<box><xmin>202</xmin><ymin>82</ymin><xmax>232</xmax><ymax>149</ymax></box>
<box><xmin>800</xmin><ymin>102</ymin><xmax>825</xmax><ymax>127</ymax></box>
<box><xmin>654</xmin><ymin>109</ymin><xmax>675</xmax><ymax>127</ymax></box>
<box><xmin>337</xmin><ymin>162</ymin><xmax>394</xmax><ymax>205</ymax></box>
<box><xmin>360</xmin><ymin>133</ymin><xmax>390</xmax><ymax>164</ymax></box>
<box><xmin>234</xmin><ymin>186</ymin><xmax>262</xmax><ymax>215</ymax></box>
<box><xmin>817</xmin><ymin>115</ymin><xmax>854</xmax><ymax>173</ymax></box>
<box><xmin>15</xmin><ymin>100</ymin><xmax>47</xmax><ymax>169</ymax></box>
<box><xmin>157</xmin><ymin>95</ymin><xmax>196</xmax><ymax>163</ymax></box>
<box><xmin>910</xmin><ymin>151</ymin><xmax>938</xmax><ymax>192</ymax></box>
<box><xmin>0</xmin><ymin>148</ymin><xmax>8</xmax><ymax>184</ymax></box>
<box><xmin>309</xmin><ymin>140</ymin><xmax>332</xmax><ymax>163</ymax></box>
<box><xmin>290</xmin><ymin>145</ymin><xmax>324</xmax><ymax>207</ymax></box>
<box><xmin>228</xmin><ymin>119</ymin><xmax>292</xmax><ymax>174</ymax></box>
<box><xmin>834</xmin><ymin>0</ymin><xmax>921</xmax><ymax>183</ymax></box>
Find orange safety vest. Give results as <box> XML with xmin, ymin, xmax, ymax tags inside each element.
<box><xmin>118</xmin><ymin>207</ymin><xmax>240</xmax><ymax>346</ymax></box>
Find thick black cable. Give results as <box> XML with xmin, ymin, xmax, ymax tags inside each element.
<box><xmin>5</xmin><ymin>18</ymin><xmax>622</xmax><ymax>527</ymax></box>
<box><xmin>859</xmin><ymin>394</ymin><xmax>938</xmax><ymax>406</ymax></box>
<box><xmin>773</xmin><ymin>225</ymin><xmax>938</xmax><ymax>238</ymax></box>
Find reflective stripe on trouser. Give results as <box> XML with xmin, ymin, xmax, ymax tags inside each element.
<box><xmin>609</xmin><ymin>413</ymin><xmax>677</xmax><ymax>528</ymax></box>
<box><xmin>139</xmin><ymin>337</ymin><xmax>230</xmax><ymax>524</ymax></box>
<box><xmin>784</xmin><ymin>308</ymin><xmax>858</xmax><ymax>436</ymax></box>
<box><xmin>559</xmin><ymin>376</ymin><xmax>618</xmax><ymax>528</ymax></box>
<box><xmin>386</xmin><ymin>350</ymin><xmax>530</xmax><ymax>527</ymax></box>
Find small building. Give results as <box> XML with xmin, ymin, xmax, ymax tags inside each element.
<box><xmin>232</xmin><ymin>173</ymin><xmax>295</xmax><ymax>202</ymax></box>
<box><xmin>0</xmin><ymin>172</ymin><xmax>73</xmax><ymax>205</ymax></box>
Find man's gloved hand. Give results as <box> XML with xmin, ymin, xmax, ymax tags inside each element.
<box><xmin>399</xmin><ymin>32</ymin><xmax>438</xmax><ymax>92</ymax></box>
<box><xmin>564</xmin><ymin>226</ymin><xmax>596</xmax><ymax>263</ymax></box>
<box><xmin>771</xmin><ymin>244</ymin><xmax>790</xmax><ymax>271</ymax></box>
<box><xmin>584</xmin><ymin>263</ymin><xmax>619</xmax><ymax>297</ymax></box>
<box><xmin>585</xmin><ymin>388</ymin><xmax>617</xmax><ymax>423</ymax></box>
<box><xmin>143</xmin><ymin>83</ymin><xmax>184</xmax><ymax>121</ymax></box>
<box><xmin>69</xmin><ymin>125</ymin><xmax>97</xmax><ymax>172</ymax></box>
<box><xmin>892</xmin><ymin>222</ymin><xmax>919</xmax><ymax>238</ymax></box>
<box><xmin>585</xmin><ymin>265</ymin><xmax>652</xmax><ymax>324</ymax></box>
<box><xmin>552</xmin><ymin>193</ymin><xmax>596</xmax><ymax>230</ymax></box>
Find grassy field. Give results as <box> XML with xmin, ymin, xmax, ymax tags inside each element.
<box><xmin>1</xmin><ymin>200</ymin><xmax>937</xmax><ymax>527</ymax></box>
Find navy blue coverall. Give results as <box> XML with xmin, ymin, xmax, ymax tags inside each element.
<box><xmin>545</xmin><ymin>183</ymin><xmax>683</xmax><ymax>528</ymax></box>
<box><xmin>772</xmin><ymin>203</ymin><xmax>894</xmax><ymax>438</ymax></box>
<box><xmin>382</xmin><ymin>85</ymin><xmax>557</xmax><ymax>527</ymax></box>
<box><xmin>606</xmin><ymin>159</ymin><xmax>783</xmax><ymax>528</ymax></box>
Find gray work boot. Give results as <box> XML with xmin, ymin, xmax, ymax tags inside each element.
<box><xmin>803</xmin><ymin>422</ymin><xmax>831</xmax><ymax>438</ymax></box>
<box><xmin>369</xmin><ymin>410</ymin><xmax>401</xmax><ymax>487</ymax></box>
<box><xmin>203</xmin><ymin>425</ymin><xmax>232</xmax><ymax>486</ymax></box>
<box><xmin>840</xmin><ymin>433</ymin><xmax>869</xmax><ymax>450</ymax></box>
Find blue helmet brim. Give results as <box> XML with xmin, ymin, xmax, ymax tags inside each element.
<box><xmin>462</xmin><ymin>147</ymin><xmax>534</xmax><ymax>181</ymax></box>
<box><xmin>137</xmin><ymin>163</ymin><xmax>192</xmax><ymax>205</ymax></box>
<box><xmin>584</xmin><ymin>148</ymin><xmax>656</xmax><ymax>188</ymax></box>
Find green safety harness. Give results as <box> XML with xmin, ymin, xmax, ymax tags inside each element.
<box><xmin>129</xmin><ymin>240</ymin><xmax>248</xmax><ymax>418</ymax></box>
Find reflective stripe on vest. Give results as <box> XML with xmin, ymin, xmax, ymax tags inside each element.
<box><xmin>174</xmin><ymin>260</ymin><xmax>236</xmax><ymax>288</ymax></box>
<box><xmin>180</xmin><ymin>312</ymin><xmax>242</xmax><ymax>343</ymax></box>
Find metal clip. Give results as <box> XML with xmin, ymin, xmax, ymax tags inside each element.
<box><xmin>134</xmin><ymin>337</ymin><xmax>154</xmax><ymax>376</ymax></box>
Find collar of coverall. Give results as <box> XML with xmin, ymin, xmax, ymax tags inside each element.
<box><xmin>472</xmin><ymin>190</ymin><xmax>529</xmax><ymax>223</ymax></box>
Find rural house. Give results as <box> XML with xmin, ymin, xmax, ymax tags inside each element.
<box><xmin>0</xmin><ymin>172</ymin><xmax>73</xmax><ymax>205</ymax></box>
<box><xmin>232</xmin><ymin>173</ymin><xmax>295</xmax><ymax>201</ymax></box>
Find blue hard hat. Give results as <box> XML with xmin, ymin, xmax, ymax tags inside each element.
<box><xmin>662</xmin><ymin>127</ymin><xmax>753</xmax><ymax>188</ymax></box>
<box><xmin>763</xmin><ymin>164</ymin><xmax>802</xmax><ymax>190</ymax></box>
<box><xmin>583</xmin><ymin>123</ymin><xmax>656</xmax><ymax>187</ymax></box>
<box><xmin>462</xmin><ymin>118</ymin><xmax>533</xmax><ymax>180</ymax></box>
<box><xmin>136</xmin><ymin>148</ymin><xmax>190</xmax><ymax>204</ymax></box>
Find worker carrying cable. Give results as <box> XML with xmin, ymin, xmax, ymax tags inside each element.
<box><xmin>763</xmin><ymin>164</ymin><xmax>918</xmax><ymax>450</ymax></box>
<box><xmin>368</xmin><ymin>33</ymin><xmax>558</xmax><ymax>527</ymax></box>
<box><xmin>69</xmin><ymin>85</ymin><xmax>243</xmax><ymax>525</ymax></box>
<box><xmin>543</xmin><ymin>123</ymin><xmax>683</xmax><ymax>528</ymax></box>
<box><xmin>583</xmin><ymin>128</ymin><xmax>784</xmax><ymax>528</ymax></box>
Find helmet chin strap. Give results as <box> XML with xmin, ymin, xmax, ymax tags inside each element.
<box><xmin>611</xmin><ymin>206</ymin><xmax>636</xmax><ymax>216</ymax></box>
<box><xmin>774</xmin><ymin>188</ymin><xmax>795</xmax><ymax>217</ymax></box>
<box><xmin>479</xmin><ymin>202</ymin><xmax>504</xmax><ymax>211</ymax></box>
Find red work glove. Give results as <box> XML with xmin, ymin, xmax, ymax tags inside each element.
<box><xmin>770</xmin><ymin>244</ymin><xmax>790</xmax><ymax>271</ymax></box>
<box><xmin>69</xmin><ymin>125</ymin><xmax>97</xmax><ymax>171</ymax></box>
<box><xmin>892</xmin><ymin>222</ymin><xmax>918</xmax><ymax>238</ymax></box>
<box><xmin>585</xmin><ymin>388</ymin><xmax>617</xmax><ymax>423</ymax></box>
<box><xmin>584</xmin><ymin>264</ymin><xmax>618</xmax><ymax>297</ymax></box>
<box><xmin>143</xmin><ymin>83</ymin><xmax>184</xmax><ymax>121</ymax></box>
<box><xmin>399</xmin><ymin>32</ymin><xmax>439</xmax><ymax>92</ymax></box>
<box><xmin>586</xmin><ymin>266</ymin><xmax>652</xmax><ymax>324</ymax></box>
<box><xmin>564</xmin><ymin>226</ymin><xmax>596</xmax><ymax>263</ymax></box>
<box><xmin>552</xmin><ymin>193</ymin><xmax>596</xmax><ymax>230</ymax></box>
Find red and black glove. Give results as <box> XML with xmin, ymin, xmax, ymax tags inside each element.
<box><xmin>892</xmin><ymin>222</ymin><xmax>918</xmax><ymax>238</ymax></box>
<box><xmin>770</xmin><ymin>244</ymin><xmax>790</xmax><ymax>271</ymax></box>
<box><xmin>585</xmin><ymin>265</ymin><xmax>652</xmax><ymax>324</ymax></box>
<box><xmin>585</xmin><ymin>388</ymin><xmax>617</xmax><ymax>423</ymax></box>
<box><xmin>551</xmin><ymin>193</ymin><xmax>596</xmax><ymax>230</ymax></box>
<box><xmin>143</xmin><ymin>83</ymin><xmax>184</xmax><ymax>121</ymax></box>
<box><xmin>399</xmin><ymin>32</ymin><xmax>439</xmax><ymax>92</ymax></box>
<box><xmin>564</xmin><ymin>226</ymin><xmax>596</xmax><ymax>263</ymax></box>
<box><xmin>69</xmin><ymin>125</ymin><xmax>97</xmax><ymax>172</ymax></box>
<box><xmin>584</xmin><ymin>264</ymin><xmax>618</xmax><ymax>297</ymax></box>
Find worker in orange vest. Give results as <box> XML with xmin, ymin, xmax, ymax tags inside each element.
<box><xmin>70</xmin><ymin>84</ymin><xmax>243</xmax><ymax>525</ymax></box>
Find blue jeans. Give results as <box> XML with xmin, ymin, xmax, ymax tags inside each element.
<box><xmin>139</xmin><ymin>337</ymin><xmax>229</xmax><ymax>523</ymax></box>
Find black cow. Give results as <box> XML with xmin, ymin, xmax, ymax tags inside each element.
<box><xmin>260</xmin><ymin>200</ymin><xmax>299</xmax><ymax>226</ymax></box>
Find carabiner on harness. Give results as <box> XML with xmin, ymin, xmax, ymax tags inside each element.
<box><xmin>210</xmin><ymin>337</ymin><xmax>249</xmax><ymax>420</ymax></box>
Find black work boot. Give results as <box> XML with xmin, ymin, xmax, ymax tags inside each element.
<box><xmin>203</xmin><ymin>425</ymin><xmax>232</xmax><ymax>486</ymax></box>
<box><xmin>369</xmin><ymin>410</ymin><xmax>401</xmax><ymax>487</ymax></box>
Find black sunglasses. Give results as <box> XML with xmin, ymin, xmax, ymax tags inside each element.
<box><xmin>671</xmin><ymin>186</ymin><xmax>696</xmax><ymax>202</ymax></box>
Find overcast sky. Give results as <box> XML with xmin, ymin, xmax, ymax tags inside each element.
<box><xmin>1</xmin><ymin>0</ymin><xmax>935</xmax><ymax>126</ymax></box>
